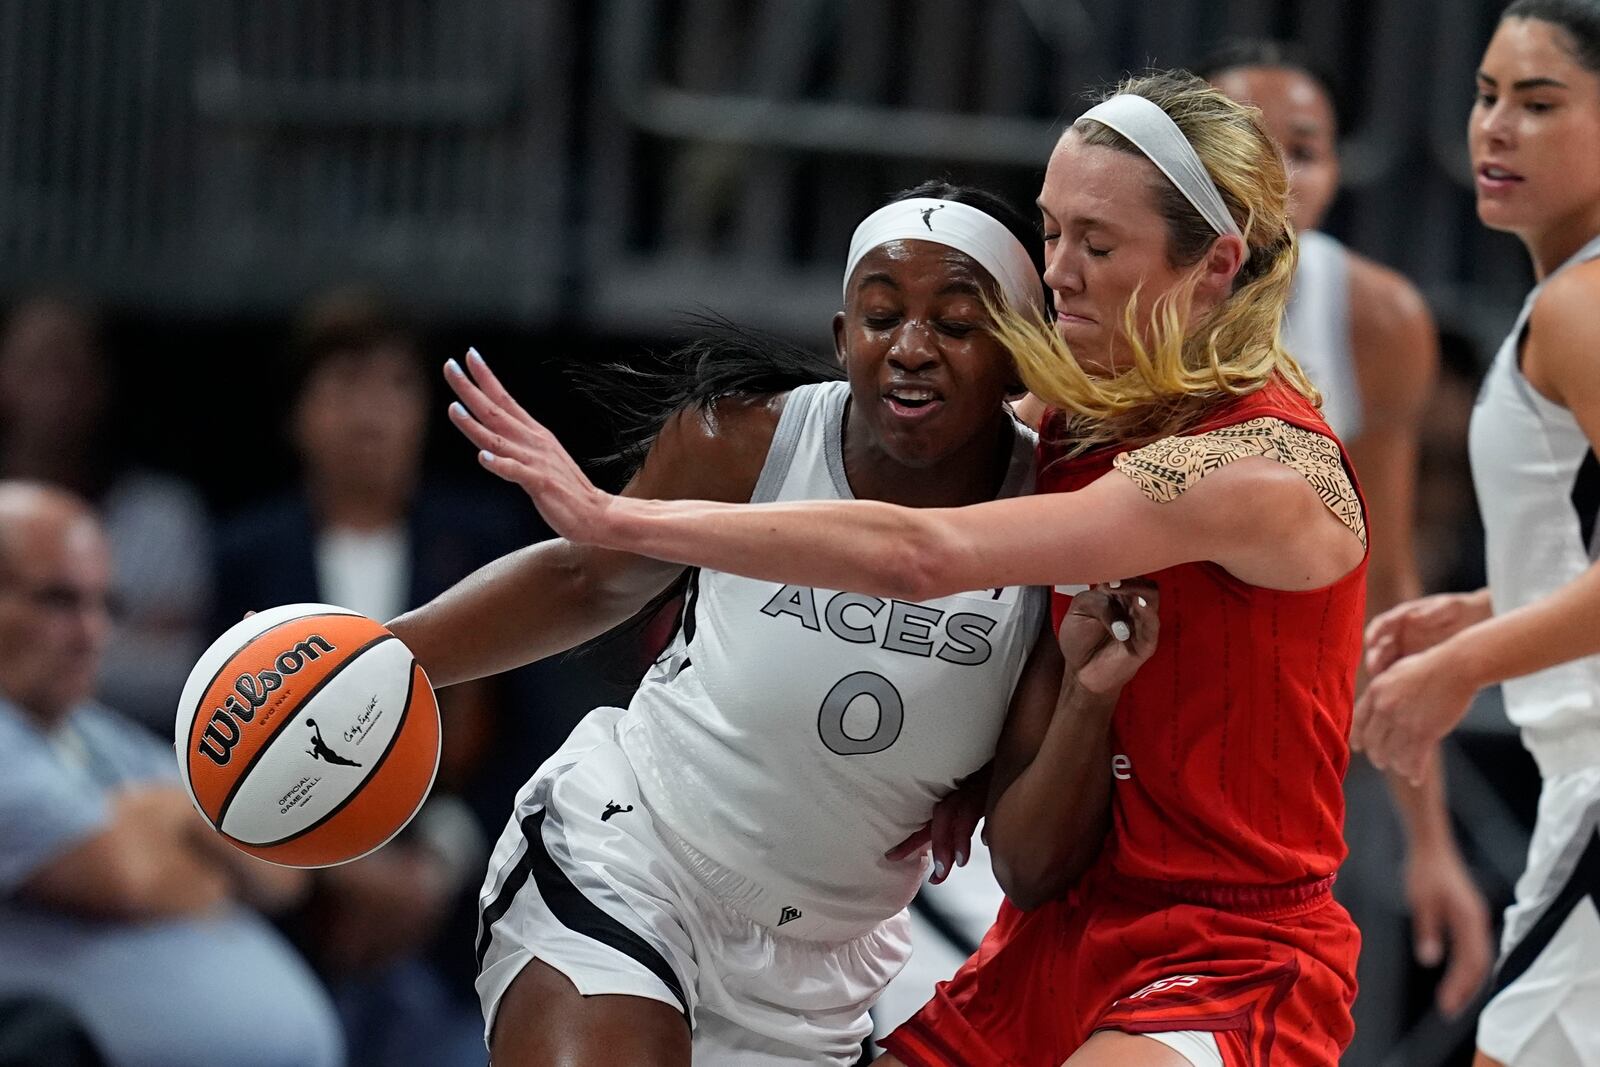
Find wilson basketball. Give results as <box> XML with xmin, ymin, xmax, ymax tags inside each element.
<box><xmin>175</xmin><ymin>603</ymin><xmax>441</xmax><ymax>867</ymax></box>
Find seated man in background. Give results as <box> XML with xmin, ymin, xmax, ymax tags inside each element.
<box><xmin>0</xmin><ymin>481</ymin><xmax>344</xmax><ymax>1067</ymax></box>
<box><xmin>0</xmin><ymin>296</ymin><xmax>214</xmax><ymax>734</ymax></box>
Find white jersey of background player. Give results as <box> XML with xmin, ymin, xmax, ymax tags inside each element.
<box><xmin>391</xmin><ymin>186</ymin><xmax>1079</xmax><ymax>1066</ymax></box>
<box><xmin>1360</xmin><ymin>8</ymin><xmax>1600</xmax><ymax>1064</ymax></box>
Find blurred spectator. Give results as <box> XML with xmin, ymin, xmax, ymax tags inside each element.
<box><xmin>0</xmin><ymin>296</ymin><xmax>213</xmax><ymax>733</ymax></box>
<box><xmin>0</xmin><ymin>481</ymin><xmax>343</xmax><ymax>1067</ymax></box>
<box><xmin>212</xmin><ymin>289</ymin><xmax>527</xmax><ymax>1067</ymax></box>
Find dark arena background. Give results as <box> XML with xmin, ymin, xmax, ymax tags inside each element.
<box><xmin>0</xmin><ymin>2</ymin><xmax>1560</xmax><ymax>1065</ymax></box>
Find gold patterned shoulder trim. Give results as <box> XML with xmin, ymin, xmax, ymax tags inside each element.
<box><xmin>1111</xmin><ymin>417</ymin><xmax>1366</xmax><ymax>546</ymax></box>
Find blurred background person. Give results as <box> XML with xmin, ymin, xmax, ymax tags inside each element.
<box><xmin>1201</xmin><ymin>42</ymin><xmax>1495</xmax><ymax>1054</ymax></box>
<box><xmin>0</xmin><ymin>481</ymin><xmax>342</xmax><ymax>1067</ymax></box>
<box><xmin>0</xmin><ymin>296</ymin><xmax>213</xmax><ymax>734</ymax></box>
<box><xmin>211</xmin><ymin>290</ymin><xmax>532</xmax><ymax>1067</ymax></box>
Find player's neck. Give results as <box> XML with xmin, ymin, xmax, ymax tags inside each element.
<box><xmin>841</xmin><ymin>415</ymin><xmax>1016</xmax><ymax>509</ymax></box>
<box><xmin>1526</xmin><ymin>202</ymin><xmax>1600</xmax><ymax>280</ymax></box>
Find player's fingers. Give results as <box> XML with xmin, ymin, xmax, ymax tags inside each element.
<box><xmin>1364</xmin><ymin>603</ymin><xmax>1410</xmax><ymax>646</ymax></box>
<box><xmin>950</xmin><ymin>805</ymin><xmax>980</xmax><ymax>869</ymax></box>
<box><xmin>464</xmin><ymin>348</ymin><xmax>539</xmax><ymax>430</ymax></box>
<box><xmin>476</xmin><ymin>449</ymin><xmax>534</xmax><ymax>489</ymax></box>
<box><xmin>444</xmin><ymin>358</ymin><xmax>511</xmax><ymax>427</ymax></box>
<box><xmin>884</xmin><ymin>823</ymin><xmax>931</xmax><ymax>862</ymax></box>
<box><xmin>1412</xmin><ymin>893</ymin><xmax>1444</xmax><ymax>969</ymax></box>
<box><xmin>1351</xmin><ymin>690</ymin><xmax>1378</xmax><ymax>756</ymax></box>
<box><xmin>1120</xmin><ymin>587</ymin><xmax>1160</xmax><ymax>655</ymax></box>
<box><xmin>1074</xmin><ymin>587</ymin><xmax>1131</xmax><ymax>642</ymax></box>
<box><xmin>445</xmin><ymin>357</ymin><xmax>531</xmax><ymax>441</ymax></box>
<box><xmin>929</xmin><ymin>798</ymin><xmax>959</xmax><ymax>877</ymax></box>
<box><xmin>1366</xmin><ymin>634</ymin><xmax>1402</xmax><ymax>676</ymax></box>
<box><xmin>1400</xmin><ymin>739</ymin><xmax>1433</xmax><ymax>789</ymax></box>
<box><xmin>1437</xmin><ymin>900</ymin><xmax>1493</xmax><ymax>1017</ymax></box>
<box><xmin>449</xmin><ymin>401</ymin><xmax>526</xmax><ymax>460</ymax></box>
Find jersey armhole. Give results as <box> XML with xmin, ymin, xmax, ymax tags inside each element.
<box><xmin>749</xmin><ymin>385</ymin><xmax>816</xmax><ymax>504</ymax></box>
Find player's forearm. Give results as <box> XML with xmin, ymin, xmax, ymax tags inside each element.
<box><xmin>1436</xmin><ymin>563</ymin><xmax>1600</xmax><ymax>690</ymax></box>
<box><xmin>987</xmin><ymin>679</ymin><xmax>1117</xmax><ymax>909</ymax></box>
<box><xmin>605</xmin><ymin>494</ymin><xmax>976</xmax><ymax>602</ymax></box>
<box><xmin>1385</xmin><ymin>759</ymin><xmax>1456</xmax><ymax>851</ymax></box>
<box><xmin>388</xmin><ymin>539</ymin><xmax>676</xmax><ymax>687</ymax></box>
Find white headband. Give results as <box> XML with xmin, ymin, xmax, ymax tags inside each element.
<box><xmin>1076</xmin><ymin>94</ymin><xmax>1248</xmax><ymax>261</ymax></box>
<box><xmin>843</xmin><ymin>198</ymin><xmax>1044</xmax><ymax>314</ymax></box>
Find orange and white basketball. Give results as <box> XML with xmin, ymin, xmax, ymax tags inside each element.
<box><xmin>175</xmin><ymin>603</ymin><xmax>440</xmax><ymax>868</ymax></box>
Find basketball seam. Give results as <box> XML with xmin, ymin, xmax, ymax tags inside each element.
<box><xmin>233</xmin><ymin>657</ymin><xmax>422</xmax><ymax>851</ymax></box>
<box><xmin>212</xmin><ymin>632</ymin><xmax>398</xmax><ymax>829</ymax></box>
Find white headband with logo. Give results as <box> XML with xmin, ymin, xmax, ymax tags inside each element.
<box><xmin>1076</xmin><ymin>94</ymin><xmax>1248</xmax><ymax>261</ymax></box>
<box><xmin>843</xmin><ymin>198</ymin><xmax>1044</xmax><ymax>314</ymax></box>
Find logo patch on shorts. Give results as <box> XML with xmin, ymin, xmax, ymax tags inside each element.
<box><xmin>600</xmin><ymin>801</ymin><xmax>633</xmax><ymax>822</ymax></box>
<box><xmin>1124</xmin><ymin>974</ymin><xmax>1203</xmax><ymax>1002</ymax></box>
<box><xmin>778</xmin><ymin>905</ymin><xmax>802</xmax><ymax>926</ymax></box>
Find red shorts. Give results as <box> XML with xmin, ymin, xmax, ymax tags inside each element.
<box><xmin>883</xmin><ymin>871</ymin><xmax>1358</xmax><ymax>1067</ymax></box>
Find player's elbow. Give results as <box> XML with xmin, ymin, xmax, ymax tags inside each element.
<box><xmin>989</xmin><ymin>816</ymin><xmax>1105</xmax><ymax>910</ymax></box>
<box><xmin>885</xmin><ymin>522</ymin><xmax>967</xmax><ymax>603</ymax></box>
<box><xmin>993</xmin><ymin>852</ymin><xmax>1083</xmax><ymax>911</ymax></box>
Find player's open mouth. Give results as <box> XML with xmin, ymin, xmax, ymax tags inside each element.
<box><xmin>884</xmin><ymin>386</ymin><xmax>944</xmax><ymax>419</ymax></box>
<box><xmin>1476</xmin><ymin>163</ymin><xmax>1524</xmax><ymax>192</ymax></box>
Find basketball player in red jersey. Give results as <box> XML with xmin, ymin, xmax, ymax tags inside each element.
<box><xmin>446</xmin><ymin>70</ymin><xmax>1366</xmax><ymax>1065</ymax></box>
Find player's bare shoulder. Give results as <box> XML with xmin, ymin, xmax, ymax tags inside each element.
<box><xmin>634</xmin><ymin>391</ymin><xmax>792</xmax><ymax>504</ymax></box>
<box><xmin>1523</xmin><ymin>258</ymin><xmax>1600</xmax><ymax>407</ymax></box>
<box><xmin>1344</xmin><ymin>249</ymin><xmax>1438</xmax><ymax>414</ymax></box>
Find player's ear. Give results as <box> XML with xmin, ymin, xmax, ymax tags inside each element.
<box><xmin>832</xmin><ymin>311</ymin><xmax>848</xmax><ymax>369</ymax></box>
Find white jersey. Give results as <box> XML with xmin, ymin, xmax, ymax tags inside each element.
<box><xmin>1283</xmin><ymin>229</ymin><xmax>1361</xmax><ymax>441</ymax></box>
<box><xmin>618</xmin><ymin>380</ymin><xmax>1046</xmax><ymax>937</ymax></box>
<box><xmin>1470</xmin><ymin>233</ymin><xmax>1600</xmax><ymax>778</ymax></box>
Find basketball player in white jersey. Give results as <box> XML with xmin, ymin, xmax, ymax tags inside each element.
<box><xmin>1359</xmin><ymin>3</ymin><xmax>1600</xmax><ymax>1063</ymax></box>
<box><xmin>1199</xmin><ymin>42</ymin><xmax>1496</xmax><ymax>1020</ymax></box>
<box><xmin>389</xmin><ymin>184</ymin><xmax>1142</xmax><ymax>1065</ymax></box>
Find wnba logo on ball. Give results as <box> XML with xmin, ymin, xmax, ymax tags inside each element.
<box><xmin>196</xmin><ymin>635</ymin><xmax>337</xmax><ymax>766</ymax></box>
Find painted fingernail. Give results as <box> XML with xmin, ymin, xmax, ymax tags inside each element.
<box><xmin>956</xmin><ymin>848</ymin><xmax>968</xmax><ymax>868</ymax></box>
<box><xmin>933</xmin><ymin>861</ymin><xmax>947</xmax><ymax>880</ymax></box>
<box><xmin>1108</xmin><ymin>579</ymin><xmax>1121</xmax><ymax>588</ymax></box>
<box><xmin>480</xmin><ymin>450</ymin><xmax>496</xmax><ymax>463</ymax></box>
<box><xmin>1111</xmin><ymin>620</ymin><xmax>1131</xmax><ymax>641</ymax></box>
<box><xmin>467</xmin><ymin>347</ymin><xmax>483</xmax><ymax>362</ymax></box>
<box><xmin>446</xmin><ymin>358</ymin><xmax>461</xmax><ymax>374</ymax></box>
<box><xmin>450</xmin><ymin>402</ymin><xmax>467</xmax><ymax>419</ymax></box>
<box><xmin>1137</xmin><ymin>596</ymin><xmax>1148</xmax><ymax>608</ymax></box>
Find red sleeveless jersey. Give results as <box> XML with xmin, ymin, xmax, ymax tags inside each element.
<box><xmin>1039</xmin><ymin>379</ymin><xmax>1367</xmax><ymax>889</ymax></box>
<box><xmin>882</xmin><ymin>380</ymin><xmax>1367</xmax><ymax>1067</ymax></box>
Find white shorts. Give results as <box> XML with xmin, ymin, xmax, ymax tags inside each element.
<box><xmin>1142</xmin><ymin>1030</ymin><xmax>1223</xmax><ymax>1067</ymax></box>
<box><xmin>1477</xmin><ymin>765</ymin><xmax>1600</xmax><ymax>1066</ymax></box>
<box><xmin>475</xmin><ymin>707</ymin><xmax>913</xmax><ymax>1066</ymax></box>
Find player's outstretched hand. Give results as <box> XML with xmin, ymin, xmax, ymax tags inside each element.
<box><xmin>445</xmin><ymin>349</ymin><xmax>613</xmax><ymax>544</ymax></box>
<box><xmin>1058</xmin><ymin>579</ymin><xmax>1160</xmax><ymax>696</ymax></box>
